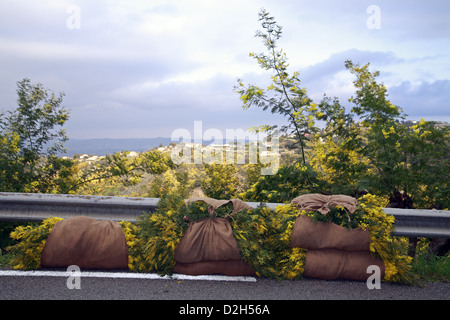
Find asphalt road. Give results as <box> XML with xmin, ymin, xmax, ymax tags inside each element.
<box><xmin>1</xmin><ymin>271</ymin><xmax>448</xmax><ymax>300</ymax></box>
<box><xmin>1</xmin><ymin>271</ymin><xmax>448</xmax><ymax>318</ymax></box>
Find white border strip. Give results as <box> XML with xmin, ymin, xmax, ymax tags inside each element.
<box><xmin>0</xmin><ymin>270</ymin><xmax>257</xmax><ymax>282</ymax></box>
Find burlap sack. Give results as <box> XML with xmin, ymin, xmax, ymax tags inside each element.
<box><xmin>303</xmin><ymin>249</ymin><xmax>385</xmax><ymax>281</ymax></box>
<box><xmin>41</xmin><ymin>216</ymin><xmax>128</xmax><ymax>269</ymax></box>
<box><xmin>289</xmin><ymin>194</ymin><xmax>384</xmax><ymax>281</ymax></box>
<box><xmin>291</xmin><ymin>193</ymin><xmax>358</xmax><ymax>215</ymax></box>
<box><xmin>174</xmin><ymin>217</ymin><xmax>242</xmax><ymax>263</ymax></box>
<box><xmin>173</xmin><ymin>198</ymin><xmax>254</xmax><ymax>276</ymax></box>
<box><xmin>289</xmin><ymin>214</ymin><xmax>371</xmax><ymax>251</ymax></box>
<box><xmin>173</xmin><ymin>260</ymin><xmax>255</xmax><ymax>276</ymax></box>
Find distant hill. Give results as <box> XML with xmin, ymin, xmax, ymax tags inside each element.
<box><xmin>60</xmin><ymin>137</ymin><xmax>174</xmax><ymax>157</ymax></box>
<box><xmin>59</xmin><ymin>136</ymin><xmax>264</xmax><ymax>157</ymax></box>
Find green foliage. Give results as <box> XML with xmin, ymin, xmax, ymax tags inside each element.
<box><xmin>0</xmin><ymin>221</ymin><xmax>31</xmax><ymax>250</ymax></box>
<box><xmin>201</xmin><ymin>163</ymin><xmax>241</xmax><ymax>199</ymax></box>
<box><xmin>306</xmin><ymin>61</ymin><xmax>450</xmax><ymax>208</ymax></box>
<box><xmin>75</xmin><ymin>149</ymin><xmax>177</xmax><ymax>196</ymax></box>
<box><xmin>235</xmin><ymin>8</ymin><xmax>317</xmax><ymax>164</ymax></box>
<box><xmin>7</xmin><ymin>217</ymin><xmax>63</xmax><ymax>270</ymax></box>
<box><xmin>412</xmin><ymin>252</ymin><xmax>450</xmax><ymax>282</ymax></box>
<box><xmin>0</xmin><ymin>79</ymin><xmax>72</xmax><ymax>193</ymax></box>
<box><xmin>137</xmin><ymin>149</ymin><xmax>175</xmax><ymax>175</ymax></box>
<box><xmin>8</xmin><ymin>79</ymin><xmax>69</xmax><ymax>158</ymax></box>
<box><xmin>1</xmin><ymin>79</ymin><xmax>177</xmax><ymax>195</ymax></box>
<box><xmin>182</xmin><ymin>200</ymin><xmax>235</xmax><ymax>221</ymax></box>
<box><xmin>312</xmin><ymin>95</ymin><xmax>369</xmax><ymax>195</ymax></box>
<box><xmin>38</xmin><ymin>156</ymin><xmax>79</xmax><ymax>194</ymax></box>
<box><xmin>350</xmin><ymin>60</ymin><xmax>449</xmax><ymax>208</ymax></box>
<box><xmin>234</xmin><ymin>10</ymin><xmax>449</xmax><ymax>210</ymax></box>
<box><xmin>0</xmin><ymin>251</ymin><xmax>15</xmax><ymax>268</ymax></box>
<box><xmin>397</xmin><ymin>120</ymin><xmax>449</xmax><ymax>209</ymax></box>
<box><xmin>240</xmin><ymin>163</ymin><xmax>322</xmax><ymax>203</ymax></box>
<box><xmin>345</xmin><ymin>60</ymin><xmax>402</xmax><ymax>122</ymax></box>
<box><xmin>232</xmin><ymin>203</ymin><xmax>306</xmax><ymax>280</ymax></box>
<box><xmin>147</xmin><ymin>164</ymin><xmax>201</xmax><ymax>199</ymax></box>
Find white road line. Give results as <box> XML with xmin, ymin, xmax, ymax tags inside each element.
<box><xmin>0</xmin><ymin>270</ymin><xmax>257</xmax><ymax>282</ymax></box>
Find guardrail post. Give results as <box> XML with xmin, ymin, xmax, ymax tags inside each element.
<box><xmin>408</xmin><ymin>237</ymin><xmax>418</xmax><ymax>258</ymax></box>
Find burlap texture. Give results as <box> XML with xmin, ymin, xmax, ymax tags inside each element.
<box><xmin>289</xmin><ymin>214</ymin><xmax>371</xmax><ymax>251</ymax></box>
<box><xmin>41</xmin><ymin>216</ymin><xmax>128</xmax><ymax>269</ymax></box>
<box><xmin>173</xmin><ymin>260</ymin><xmax>255</xmax><ymax>276</ymax></box>
<box><xmin>303</xmin><ymin>249</ymin><xmax>385</xmax><ymax>281</ymax></box>
<box><xmin>174</xmin><ymin>198</ymin><xmax>253</xmax><ymax>276</ymax></box>
<box><xmin>174</xmin><ymin>217</ymin><xmax>241</xmax><ymax>263</ymax></box>
<box><xmin>291</xmin><ymin>193</ymin><xmax>358</xmax><ymax>215</ymax></box>
<box><xmin>289</xmin><ymin>194</ymin><xmax>384</xmax><ymax>281</ymax></box>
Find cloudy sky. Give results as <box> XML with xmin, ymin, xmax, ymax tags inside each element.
<box><xmin>1</xmin><ymin>0</ymin><xmax>449</xmax><ymax>139</ymax></box>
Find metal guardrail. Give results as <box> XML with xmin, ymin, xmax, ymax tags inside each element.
<box><xmin>382</xmin><ymin>208</ymin><xmax>450</xmax><ymax>238</ymax></box>
<box><xmin>1</xmin><ymin>192</ymin><xmax>449</xmax><ymax>238</ymax></box>
<box><xmin>0</xmin><ymin>192</ymin><xmax>159</xmax><ymax>222</ymax></box>
<box><xmin>0</xmin><ymin>192</ymin><xmax>280</xmax><ymax>223</ymax></box>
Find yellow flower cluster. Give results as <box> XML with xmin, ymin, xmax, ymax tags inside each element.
<box><xmin>356</xmin><ymin>194</ymin><xmax>414</xmax><ymax>284</ymax></box>
<box><xmin>310</xmin><ymin>135</ymin><xmax>370</xmax><ymax>188</ymax></box>
<box><xmin>278</xmin><ymin>247</ymin><xmax>308</xmax><ymax>280</ymax></box>
<box><xmin>8</xmin><ymin>217</ymin><xmax>63</xmax><ymax>270</ymax></box>
<box><xmin>271</xmin><ymin>206</ymin><xmax>308</xmax><ymax>280</ymax></box>
<box><xmin>232</xmin><ymin>203</ymin><xmax>307</xmax><ymax>280</ymax></box>
<box><xmin>118</xmin><ymin>220</ymin><xmax>141</xmax><ymax>271</ymax></box>
<box><xmin>130</xmin><ymin>210</ymin><xmax>184</xmax><ymax>274</ymax></box>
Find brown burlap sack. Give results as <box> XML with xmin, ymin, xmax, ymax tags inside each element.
<box><xmin>291</xmin><ymin>193</ymin><xmax>358</xmax><ymax>215</ymax></box>
<box><xmin>289</xmin><ymin>214</ymin><xmax>371</xmax><ymax>251</ymax></box>
<box><xmin>303</xmin><ymin>249</ymin><xmax>385</xmax><ymax>281</ymax></box>
<box><xmin>173</xmin><ymin>260</ymin><xmax>255</xmax><ymax>276</ymax></box>
<box><xmin>41</xmin><ymin>216</ymin><xmax>128</xmax><ymax>269</ymax></box>
<box><xmin>173</xmin><ymin>198</ymin><xmax>254</xmax><ymax>276</ymax></box>
<box><xmin>174</xmin><ymin>217</ymin><xmax>242</xmax><ymax>263</ymax></box>
<box><xmin>289</xmin><ymin>194</ymin><xmax>383</xmax><ymax>281</ymax></box>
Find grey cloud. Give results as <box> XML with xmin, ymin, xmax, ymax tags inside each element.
<box><xmin>380</xmin><ymin>1</ymin><xmax>450</xmax><ymax>40</ymax></box>
<box><xmin>62</xmin><ymin>70</ymin><xmax>285</xmax><ymax>139</ymax></box>
<box><xmin>389</xmin><ymin>80</ymin><xmax>450</xmax><ymax>120</ymax></box>
<box><xmin>290</xmin><ymin>49</ymin><xmax>449</xmax><ymax>122</ymax></box>
<box><xmin>300</xmin><ymin>49</ymin><xmax>404</xmax><ymax>83</ymax></box>
<box><xmin>1</xmin><ymin>1</ymin><xmax>448</xmax><ymax>139</ymax></box>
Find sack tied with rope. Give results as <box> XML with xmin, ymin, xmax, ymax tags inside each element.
<box><xmin>289</xmin><ymin>194</ymin><xmax>385</xmax><ymax>281</ymax></box>
<box><xmin>173</xmin><ymin>198</ymin><xmax>255</xmax><ymax>276</ymax></box>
